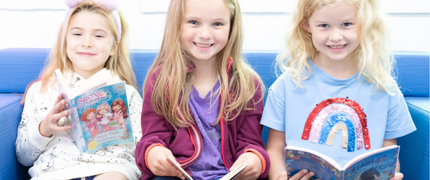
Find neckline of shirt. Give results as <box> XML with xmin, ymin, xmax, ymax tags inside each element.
<box><xmin>308</xmin><ymin>59</ymin><xmax>359</xmax><ymax>85</ymax></box>
<box><xmin>190</xmin><ymin>80</ymin><xmax>221</xmax><ymax>103</ymax></box>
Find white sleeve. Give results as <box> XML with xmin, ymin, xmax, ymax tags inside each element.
<box><xmin>15</xmin><ymin>82</ymin><xmax>54</xmax><ymax>167</ymax></box>
<box><xmin>125</xmin><ymin>86</ymin><xmax>143</xmax><ymax>146</ymax></box>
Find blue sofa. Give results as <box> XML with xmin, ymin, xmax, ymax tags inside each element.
<box><xmin>0</xmin><ymin>48</ymin><xmax>428</xmax><ymax>180</ymax></box>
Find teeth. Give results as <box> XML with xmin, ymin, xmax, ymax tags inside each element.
<box><xmin>329</xmin><ymin>45</ymin><xmax>346</xmax><ymax>49</ymax></box>
<box><xmin>195</xmin><ymin>43</ymin><xmax>211</xmax><ymax>48</ymax></box>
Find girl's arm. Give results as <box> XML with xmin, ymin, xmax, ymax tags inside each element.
<box><xmin>231</xmin><ymin>78</ymin><xmax>270</xmax><ymax>179</ymax></box>
<box><xmin>15</xmin><ymin>82</ymin><xmax>59</xmax><ymax>166</ymax></box>
<box><xmin>266</xmin><ymin>129</ymin><xmax>316</xmax><ymax>180</ymax></box>
<box><xmin>266</xmin><ymin>128</ymin><xmax>287</xmax><ymax>180</ymax></box>
<box><xmin>134</xmin><ymin>68</ymin><xmax>180</xmax><ymax>176</ymax></box>
<box><xmin>383</xmin><ymin>139</ymin><xmax>404</xmax><ymax>180</ymax></box>
<box><xmin>125</xmin><ymin>86</ymin><xmax>143</xmax><ymax>146</ymax></box>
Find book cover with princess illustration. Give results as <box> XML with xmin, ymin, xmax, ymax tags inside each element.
<box><xmin>284</xmin><ymin>145</ymin><xmax>399</xmax><ymax>180</ymax></box>
<box><xmin>54</xmin><ymin>69</ymin><xmax>134</xmax><ymax>154</ymax></box>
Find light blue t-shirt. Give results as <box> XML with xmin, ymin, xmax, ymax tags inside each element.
<box><xmin>261</xmin><ymin>60</ymin><xmax>416</xmax><ymax>167</ymax></box>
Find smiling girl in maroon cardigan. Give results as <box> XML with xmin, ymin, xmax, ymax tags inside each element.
<box><xmin>134</xmin><ymin>0</ymin><xmax>270</xmax><ymax>179</ymax></box>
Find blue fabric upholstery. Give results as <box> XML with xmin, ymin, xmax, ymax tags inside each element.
<box><xmin>0</xmin><ymin>94</ymin><xmax>31</xmax><ymax>180</ymax></box>
<box><xmin>0</xmin><ymin>48</ymin><xmax>50</xmax><ymax>94</ymax></box>
<box><xmin>0</xmin><ymin>48</ymin><xmax>428</xmax><ymax>180</ymax></box>
<box><xmin>398</xmin><ymin>97</ymin><xmax>429</xmax><ymax>179</ymax></box>
<box><xmin>130</xmin><ymin>50</ymin><xmax>159</xmax><ymax>92</ymax></box>
<box><xmin>395</xmin><ymin>51</ymin><xmax>429</xmax><ymax>97</ymax></box>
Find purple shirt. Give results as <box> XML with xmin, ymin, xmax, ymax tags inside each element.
<box><xmin>188</xmin><ymin>81</ymin><xmax>229</xmax><ymax>180</ymax></box>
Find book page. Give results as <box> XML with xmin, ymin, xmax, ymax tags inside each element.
<box><xmin>342</xmin><ymin>145</ymin><xmax>399</xmax><ymax>180</ymax></box>
<box><xmin>284</xmin><ymin>146</ymin><xmax>342</xmax><ymax>179</ymax></box>
<box><xmin>79</xmin><ymin>75</ymin><xmax>122</xmax><ymax>94</ymax></box>
<box><xmin>167</xmin><ymin>157</ymin><xmax>248</xmax><ymax>180</ymax></box>
<box><xmin>167</xmin><ymin>157</ymin><xmax>193</xmax><ymax>180</ymax></box>
<box><xmin>344</xmin><ymin>145</ymin><xmax>399</xmax><ymax>168</ymax></box>
<box><xmin>73</xmin><ymin>68</ymin><xmax>113</xmax><ymax>96</ymax></box>
<box><xmin>219</xmin><ymin>162</ymin><xmax>248</xmax><ymax>180</ymax></box>
<box><xmin>54</xmin><ymin>69</ymin><xmax>72</xmax><ymax>96</ymax></box>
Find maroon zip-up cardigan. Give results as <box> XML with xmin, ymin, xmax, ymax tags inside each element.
<box><xmin>135</xmin><ymin>66</ymin><xmax>270</xmax><ymax>180</ymax></box>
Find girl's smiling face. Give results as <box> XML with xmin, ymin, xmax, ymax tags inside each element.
<box><xmin>303</xmin><ymin>2</ymin><xmax>360</xmax><ymax>63</ymax></box>
<box><xmin>98</xmin><ymin>108</ymin><xmax>109</xmax><ymax>115</ymax></box>
<box><xmin>66</xmin><ymin>11</ymin><xmax>118</xmax><ymax>79</ymax></box>
<box><xmin>112</xmin><ymin>104</ymin><xmax>121</xmax><ymax>112</ymax></box>
<box><xmin>87</xmin><ymin>112</ymin><xmax>95</xmax><ymax>122</ymax></box>
<box><xmin>180</xmin><ymin>0</ymin><xmax>231</xmax><ymax>64</ymax></box>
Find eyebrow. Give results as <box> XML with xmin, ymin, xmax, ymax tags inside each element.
<box><xmin>314</xmin><ymin>17</ymin><xmax>356</xmax><ymax>24</ymax></box>
<box><xmin>69</xmin><ymin>27</ymin><xmax>108</xmax><ymax>33</ymax></box>
<box><xmin>184</xmin><ymin>16</ymin><xmax>228</xmax><ymax>22</ymax></box>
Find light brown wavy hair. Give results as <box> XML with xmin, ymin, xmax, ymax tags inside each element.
<box><xmin>143</xmin><ymin>0</ymin><xmax>264</xmax><ymax>128</ymax></box>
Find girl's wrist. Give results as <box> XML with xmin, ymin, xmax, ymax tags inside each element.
<box><xmin>39</xmin><ymin>120</ymin><xmax>53</xmax><ymax>137</ymax></box>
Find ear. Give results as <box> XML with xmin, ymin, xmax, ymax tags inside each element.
<box><xmin>110</xmin><ymin>40</ymin><xmax>119</xmax><ymax>56</ymax></box>
<box><xmin>301</xmin><ymin>20</ymin><xmax>311</xmax><ymax>33</ymax></box>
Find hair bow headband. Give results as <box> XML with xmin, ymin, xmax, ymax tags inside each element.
<box><xmin>64</xmin><ymin>0</ymin><xmax>122</xmax><ymax>40</ymax></box>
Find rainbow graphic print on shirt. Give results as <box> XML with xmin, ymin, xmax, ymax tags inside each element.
<box><xmin>301</xmin><ymin>97</ymin><xmax>370</xmax><ymax>152</ymax></box>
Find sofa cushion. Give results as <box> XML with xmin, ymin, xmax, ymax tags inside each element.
<box><xmin>395</xmin><ymin>51</ymin><xmax>429</xmax><ymax>97</ymax></box>
<box><xmin>1</xmin><ymin>49</ymin><xmax>428</xmax><ymax>98</ymax></box>
<box><xmin>130</xmin><ymin>50</ymin><xmax>158</xmax><ymax>92</ymax></box>
<box><xmin>398</xmin><ymin>97</ymin><xmax>429</xmax><ymax>179</ymax></box>
<box><xmin>0</xmin><ymin>48</ymin><xmax>49</xmax><ymax>94</ymax></box>
<box><xmin>0</xmin><ymin>93</ymin><xmax>31</xmax><ymax>180</ymax></box>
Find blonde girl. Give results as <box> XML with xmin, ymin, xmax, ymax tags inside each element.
<box><xmin>135</xmin><ymin>0</ymin><xmax>270</xmax><ymax>179</ymax></box>
<box><xmin>16</xmin><ymin>0</ymin><xmax>143</xmax><ymax>179</ymax></box>
<box><xmin>96</xmin><ymin>102</ymin><xmax>115</xmax><ymax>132</ymax></box>
<box><xmin>261</xmin><ymin>0</ymin><xmax>416</xmax><ymax>179</ymax></box>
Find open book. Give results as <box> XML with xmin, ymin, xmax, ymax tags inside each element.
<box><xmin>54</xmin><ymin>68</ymin><xmax>134</xmax><ymax>154</ymax></box>
<box><xmin>284</xmin><ymin>145</ymin><xmax>399</xmax><ymax>180</ymax></box>
<box><xmin>167</xmin><ymin>157</ymin><xmax>248</xmax><ymax>180</ymax></box>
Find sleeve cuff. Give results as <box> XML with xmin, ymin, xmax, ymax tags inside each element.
<box><xmin>145</xmin><ymin>143</ymin><xmax>165</xmax><ymax>169</ymax></box>
<box><xmin>244</xmin><ymin>148</ymin><xmax>266</xmax><ymax>175</ymax></box>
<box><xmin>28</xmin><ymin>121</ymin><xmax>54</xmax><ymax>151</ymax></box>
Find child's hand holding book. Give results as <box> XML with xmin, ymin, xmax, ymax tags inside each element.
<box><xmin>147</xmin><ymin>146</ymin><xmax>187</xmax><ymax>180</ymax></box>
<box><xmin>276</xmin><ymin>170</ymin><xmax>318</xmax><ymax>180</ymax></box>
<box><xmin>167</xmin><ymin>155</ymin><xmax>249</xmax><ymax>180</ymax></box>
<box><xmin>39</xmin><ymin>94</ymin><xmax>71</xmax><ymax>137</ymax></box>
<box><xmin>54</xmin><ymin>68</ymin><xmax>134</xmax><ymax>153</ymax></box>
<box><xmin>230</xmin><ymin>152</ymin><xmax>262</xmax><ymax>180</ymax></box>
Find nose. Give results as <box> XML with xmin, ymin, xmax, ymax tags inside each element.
<box><xmin>198</xmin><ymin>26</ymin><xmax>211</xmax><ymax>40</ymax></box>
<box><xmin>329</xmin><ymin>29</ymin><xmax>343</xmax><ymax>41</ymax></box>
<box><xmin>81</xmin><ymin>36</ymin><xmax>92</xmax><ymax>47</ymax></box>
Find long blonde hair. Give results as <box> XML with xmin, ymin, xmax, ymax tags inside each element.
<box><xmin>143</xmin><ymin>0</ymin><xmax>264</xmax><ymax>128</ymax></box>
<box><xmin>277</xmin><ymin>0</ymin><xmax>396</xmax><ymax>93</ymax></box>
<box><xmin>22</xmin><ymin>0</ymin><xmax>136</xmax><ymax>103</ymax></box>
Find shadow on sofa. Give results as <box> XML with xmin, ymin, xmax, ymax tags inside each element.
<box><xmin>0</xmin><ymin>48</ymin><xmax>428</xmax><ymax>179</ymax></box>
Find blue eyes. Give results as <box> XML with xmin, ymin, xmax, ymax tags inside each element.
<box><xmin>189</xmin><ymin>20</ymin><xmax>198</xmax><ymax>25</ymax></box>
<box><xmin>318</xmin><ymin>22</ymin><xmax>353</xmax><ymax>28</ymax></box>
<box><xmin>188</xmin><ymin>20</ymin><xmax>223</xmax><ymax>26</ymax></box>
<box><xmin>72</xmin><ymin>33</ymin><xmax>103</xmax><ymax>38</ymax></box>
<box><xmin>343</xmin><ymin>22</ymin><xmax>352</xmax><ymax>27</ymax></box>
<box><xmin>320</xmin><ymin>24</ymin><xmax>329</xmax><ymax>28</ymax></box>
